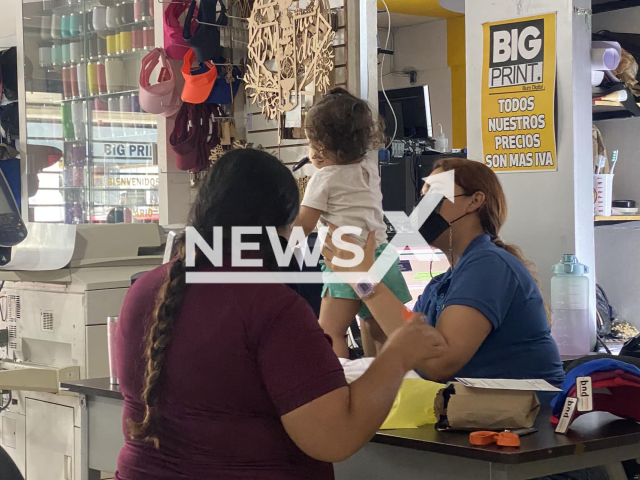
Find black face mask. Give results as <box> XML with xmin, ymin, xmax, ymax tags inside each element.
<box><xmin>416</xmin><ymin>195</ymin><xmax>472</xmax><ymax>245</ymax></box>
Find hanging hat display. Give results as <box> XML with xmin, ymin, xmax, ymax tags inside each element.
<box><xmin>139</xmin><ymin>48</ymin><xmax>181</xmax><ymax>117</ymax></box>
<box><xmin>181</xmin><ymin>49</ymin><xmax>218</xmax><ymax>104</ymax></box>
<box><xmin>183</xmin><ymin>0</ymin><xmax>227</xmax><ymax>63</ymax></box>
<box><xmin>164</xmin><ymin>0</ymin><xmax>198</xmax><ymax>60</ymax></box>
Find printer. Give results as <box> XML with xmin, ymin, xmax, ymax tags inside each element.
<box><xmin>0</xmin><ymin>223</ymin><xmax>163</xmax><ymax>479</ymax></box>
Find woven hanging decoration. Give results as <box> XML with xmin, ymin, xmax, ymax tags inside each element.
<box><xmin>245</xmin><ymin>0</ymin><xmax>335</xmax><ymax>120</ymax></box>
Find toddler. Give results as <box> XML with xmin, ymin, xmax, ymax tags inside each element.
<box><xmin>295</xmin><ymin>88</ymin><xmax>411</xmax><ymax>358</ymax></box>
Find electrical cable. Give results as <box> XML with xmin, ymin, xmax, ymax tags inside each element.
<box><xmin>0</xmin><ymin>281</ymin><xmax>4</xmax><ymax>323</ymax></box>
<box><xmin>379</xmin><ymin>0</ymin><xmax>397</xmax><ymax>149</ymax></box>
<box><xmin>0</xmin><ymin>390</ymin><xmax>11</xmax><ymax>413</ymax></box>
<box><xmin>0</xmin><ymin>281</ymin><xmax>5</xmax><ymax>362</ymax></box>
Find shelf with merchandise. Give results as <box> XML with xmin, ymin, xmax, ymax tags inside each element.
<box><xmin>593</xmin><ymin>101</ymin><xmax>640</xmax><ymax>121</ymax></box>
<box><xmin>26</xmin><ymin>0</ymin><xmax>161</xmax><ymax>226</ymax></box>
<box><xmin>592</xmin><ymin>84</ymin><xmax>640</xmax><ymax>121</ymax></box>
<box><xmin>26</xmin><ymin>88</ymin><xmax>147</xmax><ymax>107</ymax></box>
<box><xmin>47</xmin><ymin>48</ymin><xmax>152</xmax><ymax>68</ymax></box>
<box><xmin>595</xmin><ymin>215</ymin><xmax>640</xmax><ymax>225</ymax></box>
<box><xmin>60</xmin><ymin>88</ymin><xmax>144</xmax><ymax>104</ymax></box>
<box><xmin>49</xmin><ymin>0</ymin><xmax>141</xmax><ymax>16</ymax></box>
<box><xmin>593</xmin><ymin>1</ymin><xmax>640</xmax><ymax>14</ymax></box>
<box><xmin>33</xmin><ymin>17</ymin><xmax>154</xmax><ymax>45</ymax></box>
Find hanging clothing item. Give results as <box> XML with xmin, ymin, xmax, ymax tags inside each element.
<box><xmin>206</xmin><ymin>63</ymin><xmax>242</xmax><ymax>105</ymax></box>
<box><xmin>170</xmin><ymin>103</ymin><xmax>200</xmax><ymax>171</ymax></box>
<box><xmin>181</xmin><ymin>49</ymin><xmax>217</xmax><ymax>104</ymax></box>
<box><xmin>139</xmin><ymin>48</ymin><xmax>181</xmax><ymax>117</ymax></box>
<box><xmin>183</xmin><ymin>0</ymin><xmax>227</xmax><ymax>63</ymax></box>
<box><xmin>164</xmin><ymin>0</ymin><xmax>198</xmax><ymax>60</ymax></box>
<box><xmin>170</xmin><ymin>103</ymin><xmax>225</xmax><ymax>172</ymax></box>
<box><xmin>190</xmin><ymin>58</ymin><xmax>240</xmax><ymax>105</ymax></box>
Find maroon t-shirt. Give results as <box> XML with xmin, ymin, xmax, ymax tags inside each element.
<box><xmin>115</xmin><ymin>264</ymin><xmax>347</xmax><ymax>480</ymax></box>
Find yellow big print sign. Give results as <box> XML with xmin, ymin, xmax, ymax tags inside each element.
<box><xmin>481</xmin><ymin>13</ymin><xmax>557</xmax><ymax>173</ymax></box>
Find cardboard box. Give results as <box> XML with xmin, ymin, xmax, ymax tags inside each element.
<box><xmin>434</xmin><ymin>379</ymin><xmax>561</xmax><ymax>431</ymax></box>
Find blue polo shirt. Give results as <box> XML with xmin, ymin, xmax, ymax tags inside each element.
<box><xmin>414</xmin><ymin>234</ymin><xmax>564</xmax><ymax>400</ymax></box>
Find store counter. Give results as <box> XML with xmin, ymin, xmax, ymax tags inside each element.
<box><xmin>62</xmin><ymin>379</ymin><xmax>640</xmax><ymax>480</ymax></box>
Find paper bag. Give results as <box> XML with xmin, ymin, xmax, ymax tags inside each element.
<box><xmin>434</xmin><ymin>383</ymin><xmax>540</xmax><ymax>431</ymax></box>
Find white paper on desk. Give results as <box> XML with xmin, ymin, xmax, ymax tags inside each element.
<box><xmin>0</xmin><ymin>223</ymin><xmax>76</xmax><ymax>271</ymax></box>
<box><xmin>455</xmin><ymin>378</ymin><xmax>562</xmax><ymax>392</ymax></box>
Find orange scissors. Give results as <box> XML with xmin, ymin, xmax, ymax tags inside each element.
<box><xmin>469</xmin><ymin>431</ymin><xmax>521</xmax><ymax>447</ymax></box>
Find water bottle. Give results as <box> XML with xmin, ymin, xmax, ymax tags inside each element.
<box><xmin>107</xmin><ymin>317</ymin><xmax>119</xmax><ymax>386</ymax></box>
<box><xmin>550</xmin><ymin>255</ymin><xmax>590</xmax><ymax>356</ymax></box>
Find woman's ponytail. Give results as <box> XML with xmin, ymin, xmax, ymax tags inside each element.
<box><xmin>127</xmin><ymin>242</ymin><xmax>188</xmax><ymax>448</ymax></box>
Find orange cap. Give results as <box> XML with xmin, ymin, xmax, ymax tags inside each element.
<box><xmin>181</xmin><ymin>49</ymin><xmax>217</xmax><ymax>104</ymax></box>
<box><xmin>402</xmin><ymin>308</ymin><xmax>414</xmax><ymax>323</ymax></box>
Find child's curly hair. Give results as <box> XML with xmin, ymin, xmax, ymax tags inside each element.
<box><xmin>305</xmin><ymin>88</ymin><xmax>384</xmax><ymax>165</ymax></box>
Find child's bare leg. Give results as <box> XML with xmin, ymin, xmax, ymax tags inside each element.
<box><xmin>361</xmin><ymin>317</ymin><xmax>388</xmax><ymax>356</ymax></box>
<box><xmin>319</xmin><ymin>296</ymin><xmax>361</xmax><ymax>359</ymax></box>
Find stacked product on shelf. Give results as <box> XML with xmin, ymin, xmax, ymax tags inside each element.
<box><xmin>27</xmin><ymin>0</ymin><xmax>162</xmax><ymax>225</ymax></box>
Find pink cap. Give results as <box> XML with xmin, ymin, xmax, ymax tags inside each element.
<box><xmin>139</xmin><ymin>48</ymin><xmax>181</xmax><ymax>117</ymax></box>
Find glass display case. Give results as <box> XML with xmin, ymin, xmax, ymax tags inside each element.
<box><xmin>22</xmin><ymin>0</ymin><xmax>159</xmax><ymax>224</ymax></box>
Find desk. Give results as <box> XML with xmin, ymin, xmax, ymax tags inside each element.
<box><xmin>61</xmin><ymin>379</ymin><xmax>124</xmax><ymax>480</ymax></box>
<box><xmin>62</xmin><ymin>378</ymin><xmax>640</xmax><ymax>480</ymax></box>
<box><xmin>335</xmin><ymin>410</ymin><xmax>640</xmax><ymax>480</ymax></box>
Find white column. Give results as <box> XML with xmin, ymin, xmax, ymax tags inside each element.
<box><xmin>465</xmin><ymin>0</ymin><xmax>596</xmax><ymax>345</ymax></box>
<box><xmin>359</xmin><ymin>0</ymin><xmax>378</xmax><ymax>109</ymax></box>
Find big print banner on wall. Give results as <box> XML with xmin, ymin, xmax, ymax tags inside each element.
<box><xmin>482</xmin><ymin>13</ymin><xmax>557</xmax><ymax>173</ymax></box>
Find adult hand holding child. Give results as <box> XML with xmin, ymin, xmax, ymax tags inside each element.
<box><xmin>321</xmin><ymin>224</ymin><xmax>448</xmax><ymax>367</ymax></box>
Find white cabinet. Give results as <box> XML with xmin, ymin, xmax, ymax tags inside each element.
<box><xmin>1</xmin><ymin>410</ymin><xmax>25</xmax><ymax>477</ymax></box>
<box><xmin>26</xmin><ymin>399</ymin><xmax>75</xmax><ymax>480</ymax></box>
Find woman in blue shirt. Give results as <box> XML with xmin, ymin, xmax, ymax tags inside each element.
<box><xmin>322</xmin><ymin>158</ymin><xmax>565</xmax><ymax>401</ymax></box>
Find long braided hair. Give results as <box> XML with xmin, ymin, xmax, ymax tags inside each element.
<box><xmin>433</xmin><ymin>158</ymin><xmax>551</xmax><ymax>322</ymax></box>
<box><xmin>128</xmin><ymin>149</ymin><xmax>300</xmax><ymax>447</ymax></box>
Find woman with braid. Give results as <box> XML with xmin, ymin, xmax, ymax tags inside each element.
<box><xmin>114</xmin><ymin>149</ymin><xmax>445</xmax><ymax>480</ymax></box>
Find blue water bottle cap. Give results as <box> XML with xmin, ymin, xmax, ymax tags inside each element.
<box><xmin>552</xmin><ymin>254</ymin><xmax>589</xmax><ymax>275</ymax></box>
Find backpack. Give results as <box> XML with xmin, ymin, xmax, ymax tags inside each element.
<box><xmin>596</xmin><ymin>284</ymin><xmax>614</xmax><ymax>337</ymax></box>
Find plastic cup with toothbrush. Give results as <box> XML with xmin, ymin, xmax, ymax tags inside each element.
<box><xmin>610</xmin><ymin>149</ymin><xmax>619</xmax><ymax>174</ymax></box>
<box><xmin>594</xmin><ymin>150</ymin><xmax>617</xmax><ymax>217</ymax></box>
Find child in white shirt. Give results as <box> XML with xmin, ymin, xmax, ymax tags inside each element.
<box><xmin>295</xmin><ymin>88</ymin><xmax>411</xmax><ymax>358</ymax></box>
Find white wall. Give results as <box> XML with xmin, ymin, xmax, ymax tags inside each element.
<box><xmin>378</xmin><ymin>20</ymin><xmax>453</xmax><ymax>142</ymax></box>
<box><xmin>0</xmin><ymin>0</ymin><xmax>19</xmax><ymax>48</ymax></box>
<box><xmin>465</xmin><ymin>0</ymin><xmax>596</xmax><ymax>342</ymax></box>
<box><xmin>595</xmin><ymin>224</ymin><xmax>640</xmax><ymax>328</ymax></box>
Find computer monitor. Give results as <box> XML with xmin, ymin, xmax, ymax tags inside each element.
<box><xmin>379</xmin><ymin>86</ymin><xmax>434</xmax><ymax>140</ymax></box>
<box><xmin>0</xmin><ymin>168</ymin><xmax>27</xmax><ymax>250</ymax></box>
